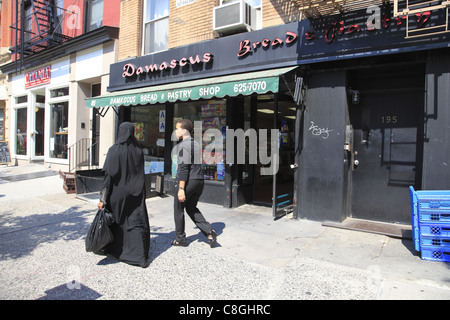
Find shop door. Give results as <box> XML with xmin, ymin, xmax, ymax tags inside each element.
<box><xmin>32</xmin><ymin>94</ymin><xmax>45</xmax><ymax>159</ymax></box>
<box><xmin>349</xmin><ymin>64</ymin><xmax>424</xmax><ymax>224</ymax></box>
<box><xmin>91</xmin><ymin>84</ymin><xmax>101</xmax><ymax>167</ymax></box>
<box><xmin>33</xmin><ymin>104</ymin><xmax>45</xmax><ymax>157</ymax></box>
<box><xmin>253</xmin><ymin>95</ymin><xmax>296</xmax><ymax>215</ymax></box>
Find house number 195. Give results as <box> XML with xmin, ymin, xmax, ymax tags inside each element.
<box><xmin>381</xmin><ymin>115</ymin><xmax>398</xmax><ymax>124</ymax></box>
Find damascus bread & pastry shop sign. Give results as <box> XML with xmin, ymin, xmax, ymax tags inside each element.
<box><xmin>25</xmin><ymin>66</ymin><xmax>51</xmax><ymax>89</ymax></box>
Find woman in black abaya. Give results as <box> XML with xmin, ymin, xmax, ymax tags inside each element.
<box><xmin>97</xmin><ymin>122</ymin><xmax>150</xmax><ymax>267</ymax></box>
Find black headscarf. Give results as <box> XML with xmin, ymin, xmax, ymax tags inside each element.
<box><xmin>102</xmin><ymin>122</ymin><xmax>145</xmax><ymax>197</ymax></box>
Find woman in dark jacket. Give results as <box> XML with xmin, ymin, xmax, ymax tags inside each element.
<box><xmin>97</xmin><ymin>122</ymin><xmax>150</xmax><ymax>267</ymax></box>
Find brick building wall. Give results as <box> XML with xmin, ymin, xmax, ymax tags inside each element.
<box><xmin>262</xmin><ymin>0</ymin><xmax>303</xmax><ymax>28</ymax></box>
<box><xmin>169</xmin><ymin>0</ymin><xmax>217</xmax><ymax>49</ymax></box>
<box><xmin>118</xmin><ymin>0</ymin><xmax>143</xmax><ymax>61</ymax></box>
<box><xmin>0</xmin><ymin>1</ymin><xmax>12</xmax><ymax>142</ymax></box>
<box><xmin>117</xmin><ymin>0</ymin><xmax>303</xmax><ymax>61</ymax></box>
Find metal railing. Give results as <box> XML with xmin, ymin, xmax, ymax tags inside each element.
<box><xmin>68</xmin><ymin>138</ymin><xmax>97</xmax><ymax>172</ymax></box>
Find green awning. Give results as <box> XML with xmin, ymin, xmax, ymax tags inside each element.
<box><xmin>86</xmin><ymin>66</ymin><xmax>297</xmax><ymax>108</ymax></box>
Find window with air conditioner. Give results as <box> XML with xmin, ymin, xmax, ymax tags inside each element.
<box><xmin>214</xmin><ymin>0</ymin><xmax>261</xmax><ymax>35</ymax></box>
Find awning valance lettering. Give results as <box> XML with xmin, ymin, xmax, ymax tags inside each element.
<box><xmin>86</xmin><ymin>66</ymin><xmax>297</xmax><ymax>108</ymax></box>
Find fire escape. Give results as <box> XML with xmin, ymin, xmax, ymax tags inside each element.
<box><xmin>10</xmin><ymin>0</ymin><xmax>73</xmax><ymax>73</ymax></box>
<box><xmin>290</xmin><ymin>0</ymin><xmax>389</xmax><ymax>18</ymax></box>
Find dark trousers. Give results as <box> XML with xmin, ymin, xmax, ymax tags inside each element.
<box><xmin>174</xmin><ymin>179</ymin><xmax>212</xmax><ymax>242</ymax></box>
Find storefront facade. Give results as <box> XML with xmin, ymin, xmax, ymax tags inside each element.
<box><xmin>3</xmin><ymin>27</ymin><xmax>119</xmax><ymax>171</ymax></box>
<box><xmin>89</xmin><ymin>3</ymin><xmax>450</xmax><ymax>224</ymax></box>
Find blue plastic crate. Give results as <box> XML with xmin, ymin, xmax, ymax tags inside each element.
<box><xmin>419</xmin><ymin>200</ymin><xmax>450</xmax><ymax>210</ymax></box>
<box><xmin>419</xmin><ymin>211</ymin><xmax>450</xmax><ymax>223</ymax></box>
<box><xmin>419</xmin><ymin>223</ymin><xmax>450</xmax><ymax>238</ymax></box>
<box><xmin>412</xmin><ymin>227</ymin><xmax>420</xmax><ymax>252</ymax></box>
<box><xmin>409</xmin><ymin>186</ymin><xmax>419</xmax><ymax>247</ymax></box>
<box><xmin>409</xmin><ymin>187</ymin><xmax>450</xmax><ymax>252</ymax></box>
<box><xmin>420</xmin><ymin>246</ymin><xmax>450</xmax><ymax>262</ymax></box>
<box><xmin>420</xmin><ymin>236</ymin><xmax>450</xmax><ymax>248</ymax></box>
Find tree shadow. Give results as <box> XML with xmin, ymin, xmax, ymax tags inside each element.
<box><xmin>0</xmin><ymin>205</ymin><xmax>93</xmax><ymax>261</ymax></box>
<box><xmin>0</xmin><ymin>200</ymin><xmax>227</xmax><ymax>269</ymax></box>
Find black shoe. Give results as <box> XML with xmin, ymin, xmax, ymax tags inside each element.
<box><xmin>208</xmin><ymin>230</ymin><xmax>217</xmax><ymax>248</ymax></box>
<box><xmin>171</xmin><ymin>239</ymin><xmax>187</xmax><ymax>247</ymax></box>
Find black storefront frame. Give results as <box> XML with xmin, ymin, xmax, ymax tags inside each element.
<box><xmin>116</xmin><ymin>88</ymin><xmax>300</xmax><ymax>215</ymax></box>
<box><xmin>105</xmin><ymin>5</ymin><xmax>450</xmax><ymax>222</ymax></box>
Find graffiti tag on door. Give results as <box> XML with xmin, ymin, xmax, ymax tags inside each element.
<box><xmin>309</xmin><ymin>121</ymin><xmax>334</xmax><ymax>139</ymax></box>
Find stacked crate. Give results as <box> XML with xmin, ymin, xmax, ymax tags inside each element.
<box><xmin>409</xmin><ymin>187</ymin><xmax>450</xmax><ymax>262</ymax></box>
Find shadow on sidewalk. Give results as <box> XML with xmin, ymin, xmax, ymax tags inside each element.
<box><xmin>90</xmin><ymin>221</ymin><xmax>226</xmax><ymax>269</ymax></box>
<box><xmin>0</xmin><ymin>205</ymin><xmax>92</xmax><ymax>260</ymax></box>
<box><xmin>36</xmin><ymin>282</ymin><xmax>103</xmax><ymax>300</ymax></box>
<box><xmin>148</xmin><ymin>221</ymin><xmax>226</xmax><ymax>261</ymax></box>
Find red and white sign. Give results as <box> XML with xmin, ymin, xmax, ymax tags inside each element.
<box><xmin>25</xmin><ymin>66</ymin><xmax>51</xmax><ymax>89</ymax></box>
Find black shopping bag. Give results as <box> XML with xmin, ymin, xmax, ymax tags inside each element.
<box><xmin>85</xmin><ymin>208</ymin><xmax>115</xmax><ymax>252</ymax></box>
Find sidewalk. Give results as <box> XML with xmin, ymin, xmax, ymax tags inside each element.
<box><xmin>0</xmin><ymin>163</ymin><xmax>449</xmax><ymax>301</ymax></box>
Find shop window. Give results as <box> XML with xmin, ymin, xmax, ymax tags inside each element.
<box><xmin>129</xmin><ymin>105</ymin><xmax>166</xmax><ymax>174</ymax></box>
<box><xmin>49</xmin><ymin>102</ymin><xmax>69</xmax><ymax>159</ymax></box>
<box><xmin>16</xmin><ymin>95</ymin><xmax>28</xmax><ymax>104</ymax></box>
<box><xmin>50</xmin><ymin>87</ymin><xmax>69</xmax><ymax>98</ymax></box>
<box><xmin>16</xmin><ymin>108</ymin><xmax>27</xmax><ymax>156</ymax></box>
<box><xmin>143</xmin><ymin>0</ymin><xmax>169</xmax><ymax>54</ymax></box>
<box><xmin>173</xmin><ymin>100</ymin><xmax>227</xmax><ymax>182</ymax></box>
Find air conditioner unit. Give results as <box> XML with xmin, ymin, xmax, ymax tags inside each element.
<box><xmin>213</xmin><ymin>0</ymin><xmax>256</xmax><ymax>35</ymax></box>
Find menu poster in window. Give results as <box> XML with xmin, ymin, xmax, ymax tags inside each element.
<box><xmin>201</xmin><ymin>102</ymin><xmax>223</xmax><ymax>116</ymax></box>
<box><xmin>0</xmin><ymin>141</ymin><xmax>11</xmax><ymax>164</ymax></box>
<box><xmin>202</xmin><ymin>117</ymin><xmax>220</xmax><ymax>130</ymax></box>
<box><xmin>216</xmin><ymin>163</ymin><xmax>224</xmax><ymax>181</ymax></box>
<box><xmin>134</xmin><ymin>122</ymin><xmax>145</xmax><ymax>141</ymax></box>
<box><xmin>280</xmin><ymin>120</ymin><xmax>289</xmax><ymax>145</ymax></box>
<box><xmin>145</xmin><ymin>161</ymin><xmax>151</xmax><ymax>174</ymax></box>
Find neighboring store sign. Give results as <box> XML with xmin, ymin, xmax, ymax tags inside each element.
<box><xmin>0</xmin><ymin>141</ymin><xmax>11</xmax><ymax>164</ymax></box>
<box><xmin>25</xmin><ymin>66</ymin><xmax>51</xmax><ymax>89</ymax></box>
<box><xmin>304</xmin><ymin>6</ymin><xmax>437</xmax><ymax>44</ymax></box>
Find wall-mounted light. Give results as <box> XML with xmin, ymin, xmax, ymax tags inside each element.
<box><xmin>362</xmin><ymin>128</ymin><xmax>370</xmax><ymax>144</ymax></box>
<box><xmin>351</xmin><ymin>90</ymin><xmax>360</xmax><ymax>104</ymax></box>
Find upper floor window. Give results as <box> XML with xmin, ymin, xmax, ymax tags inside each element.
<box><xmin>24</xmin><ymin>3</ymin><xmax>33</xmax><ymax>43</ymax></box>
<box><xmin>143</xmin><ymin>0</ymin><xmax>169</xmax><ymax>55</ymax></box>
<box><xmin>86</xmin><ymin>0</ymin><xmax>104</xmax><ymax>32</ymax></box>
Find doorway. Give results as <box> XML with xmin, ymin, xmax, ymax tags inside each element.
<box><xmin>91</xmin><ymin>83</ymin><xmax>101</xmax><ymax>167</ymax></box>
<box><xmin>253</xmin><ymin>94</ymin><xmax>296</xmax><ymax>212</ymax></box>
<box><xmin>349</xmin><ymin>63</ymin><xmax>425</xmax><ymax>224</ymax></box>
<box><xmin>32</xmin><ymin>93</ymin><xmax>45</xmax><ymax>159</ymax></box>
